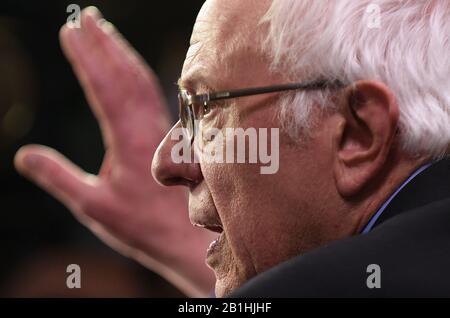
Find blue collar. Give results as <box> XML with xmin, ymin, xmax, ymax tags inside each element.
<box><xmin>361</xmin><ymin>162</ymin><xmax>433</xmax><ymax>234</ymax></box>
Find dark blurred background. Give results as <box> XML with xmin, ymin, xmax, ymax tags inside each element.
<box><xmin>0</xmin><ymin>0</ymin><xmax>204</xmax><ymax>297</ymax></box>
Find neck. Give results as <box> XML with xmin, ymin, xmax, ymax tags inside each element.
<box><xmin>351</xmin><ymin>153</ymin><xmax>430</xmax><ymax>234</ymax></box>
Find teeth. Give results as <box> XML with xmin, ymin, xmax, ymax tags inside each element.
<box><xmin>208</xmin><ymin>238</ymin><xmax>219</xmax><ymax>250</ymax></box>
<box><xmin>208</xmin><ymin>235</ymin><xmax>223</xmax><ymax>251</ymax></box>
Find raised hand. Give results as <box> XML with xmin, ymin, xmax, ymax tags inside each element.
<box><xmin>14</xmin><ymin>7</ymin><xmax>215</xmax><ymax>297</ymax></box>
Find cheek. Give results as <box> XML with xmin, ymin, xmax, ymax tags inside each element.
<box><xmin>202</xmin><ymin>138</ymin><xmax>326</xmax><ymax>272</ymax></box>
<box><xmin>202</xmin><ymin>162</ymin><xmax>259</xmax><ymax>278</ymax></box>
<box><xmin>197</xmin><ymin>118</ymin><xmax>288</xmax><ymax>272</ymax></box>
<box><xmin>199</xmin><ymin>105</ymin><xmax>317</xmax><ymax>278</ymax></box>
<box><xmin>203</xmin><ymin>159</ymin><xmax>288</xmax><ymax>276</ymax></box>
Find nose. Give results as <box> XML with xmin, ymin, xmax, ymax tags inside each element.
<box><xmin>151</xmin><ymin>121</ymin><xmax>203</xmax><ymax>187</ymax></box>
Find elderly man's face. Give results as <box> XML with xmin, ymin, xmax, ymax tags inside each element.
<box><xmin>153</xmin><ymin>0</ymin><xmax>356</xmax><ymax>296</ymax></box>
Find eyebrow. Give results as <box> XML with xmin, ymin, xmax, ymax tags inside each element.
<box><xmin>176</xmin><ymin>77</ymin><xmax>188</xmax><ymax>89</ymax></box>
<box><xmin>177</xmin><ymin>73</ymin><xmax>216</xmax><ymax>93</ymax></box>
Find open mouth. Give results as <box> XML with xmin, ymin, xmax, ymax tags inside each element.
<box><xmin>205</xmin><ymin>231</ymin><xmax>225</xmax><ymax>267</ymax></box>
<box><xmin>192</xmin><ymin>222</ymin><xmax>225</xmax><ymax>266</ymax></box>
<box><xmin>207</xmin><ymin>231</ymin><xmax>224</xmax><ymax>253</ymax></box>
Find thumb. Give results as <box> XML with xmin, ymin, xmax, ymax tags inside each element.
<box><xmin>14</xmin><ymin>145</ymin><xmax>98</xmax><ymax>212</ymax></box>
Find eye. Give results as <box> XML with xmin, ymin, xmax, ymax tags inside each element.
<box><xmin>203</xmin><ymin>102</ymin><xmax>212</xmax><ymax>115</ymax></box>
<box><xmin>201</xmin><ymin>100</ymin><xmax>222</xmax><ymax>120</ymax></box>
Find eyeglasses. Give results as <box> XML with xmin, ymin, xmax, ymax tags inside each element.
<box><xmin>178</xmin><ymin>79</ymin><xmax>344</xmax><ymax>143</ymax></box>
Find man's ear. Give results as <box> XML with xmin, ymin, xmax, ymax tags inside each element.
<box><xmin>333</xmin><ymin>80</ymin><xmax>399</xmax><ymax>197</ymax></box>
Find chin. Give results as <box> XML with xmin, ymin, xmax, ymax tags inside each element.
<box><xmin>214</xmin><ymin>274</ymin><xmax>245</xmax><ymax>298</ymax></box>
<box><xmin>214</xmin><ymin>280</ymin><xmax>233</xmax><ymax>298</ymax></box>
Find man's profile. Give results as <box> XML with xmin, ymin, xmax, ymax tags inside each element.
<box><xmin>14</xmin><ymin>0</ymin><xmax>450</xmax><ymax>297</ymax></box>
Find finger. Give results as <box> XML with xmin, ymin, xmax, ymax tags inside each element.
<box><xmin>14</xmin><ymin>145</ymin><xmax>99</xmax><ymax>213</ymax></box>
<box><xmin>59</xmin><ymin>8</ymin><xmax>118</xmax><ymax>149</ymax></box>
<box><xmin>89</xmin><ymin>18</ymin><xmax>167</xmax><ymax>116</ymax></box>
<box><xmin>59</xmin><ymin>7</ymin><xmax>170</xmax><ymax>151</ymax></box>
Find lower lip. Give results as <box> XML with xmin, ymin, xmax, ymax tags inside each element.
<box><xmin>206</xmin><ymin>233</ymin><xmax>224</xmax><ymax>265</ymax></box>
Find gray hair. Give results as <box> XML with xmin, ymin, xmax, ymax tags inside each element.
<box><xmin>262</xmin><ymin>0</ymin><xmax>450</xmax><ymax>157</ymax></box>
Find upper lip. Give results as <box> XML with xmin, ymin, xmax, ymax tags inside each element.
<box><xmin>190</xmin><ymin>211</ymin><xmax>223</xmax><ymax>233</ymax></box>
<box><xmin>188</xmin><ymin>185</ymin><xmax>223</xmax><ymax>233</ymax></box>
<box><xmin>192</xmin><ymin>221</ymin><xmax>223</xmax><ymax>233</ymax></box>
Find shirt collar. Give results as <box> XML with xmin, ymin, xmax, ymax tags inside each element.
<box><xmin>361</xmin><ymin>162</ymin><xmax>434</xmax><ymax>234</ymax></box>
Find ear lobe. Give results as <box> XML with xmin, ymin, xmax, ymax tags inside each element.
<box><xmin>334</xmin><ymin>81</ymin><xmax>399</xmax><ymax>197</ymax></box>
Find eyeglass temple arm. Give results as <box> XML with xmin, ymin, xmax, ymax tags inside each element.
<box><xmin>195</xmin><ymin>79</ymin><xmax>344</xmax><ymax>103</ymax></box>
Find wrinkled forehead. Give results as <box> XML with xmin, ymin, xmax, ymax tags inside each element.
<box><xmin>181</xmin><ymin>0</ymin><xmax>272</xmax><ymax>91</ymax></box>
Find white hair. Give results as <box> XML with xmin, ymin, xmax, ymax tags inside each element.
<box><xmin>262</xmin><ymin>0</ymin><xmax>450</xmax><ymax>157</ymax></box>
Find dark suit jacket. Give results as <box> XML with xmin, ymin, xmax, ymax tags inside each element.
<box><xmin>231</xmin><ymin>159</ymin><xmax>450</xmax><ymax>297</ymax></box>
